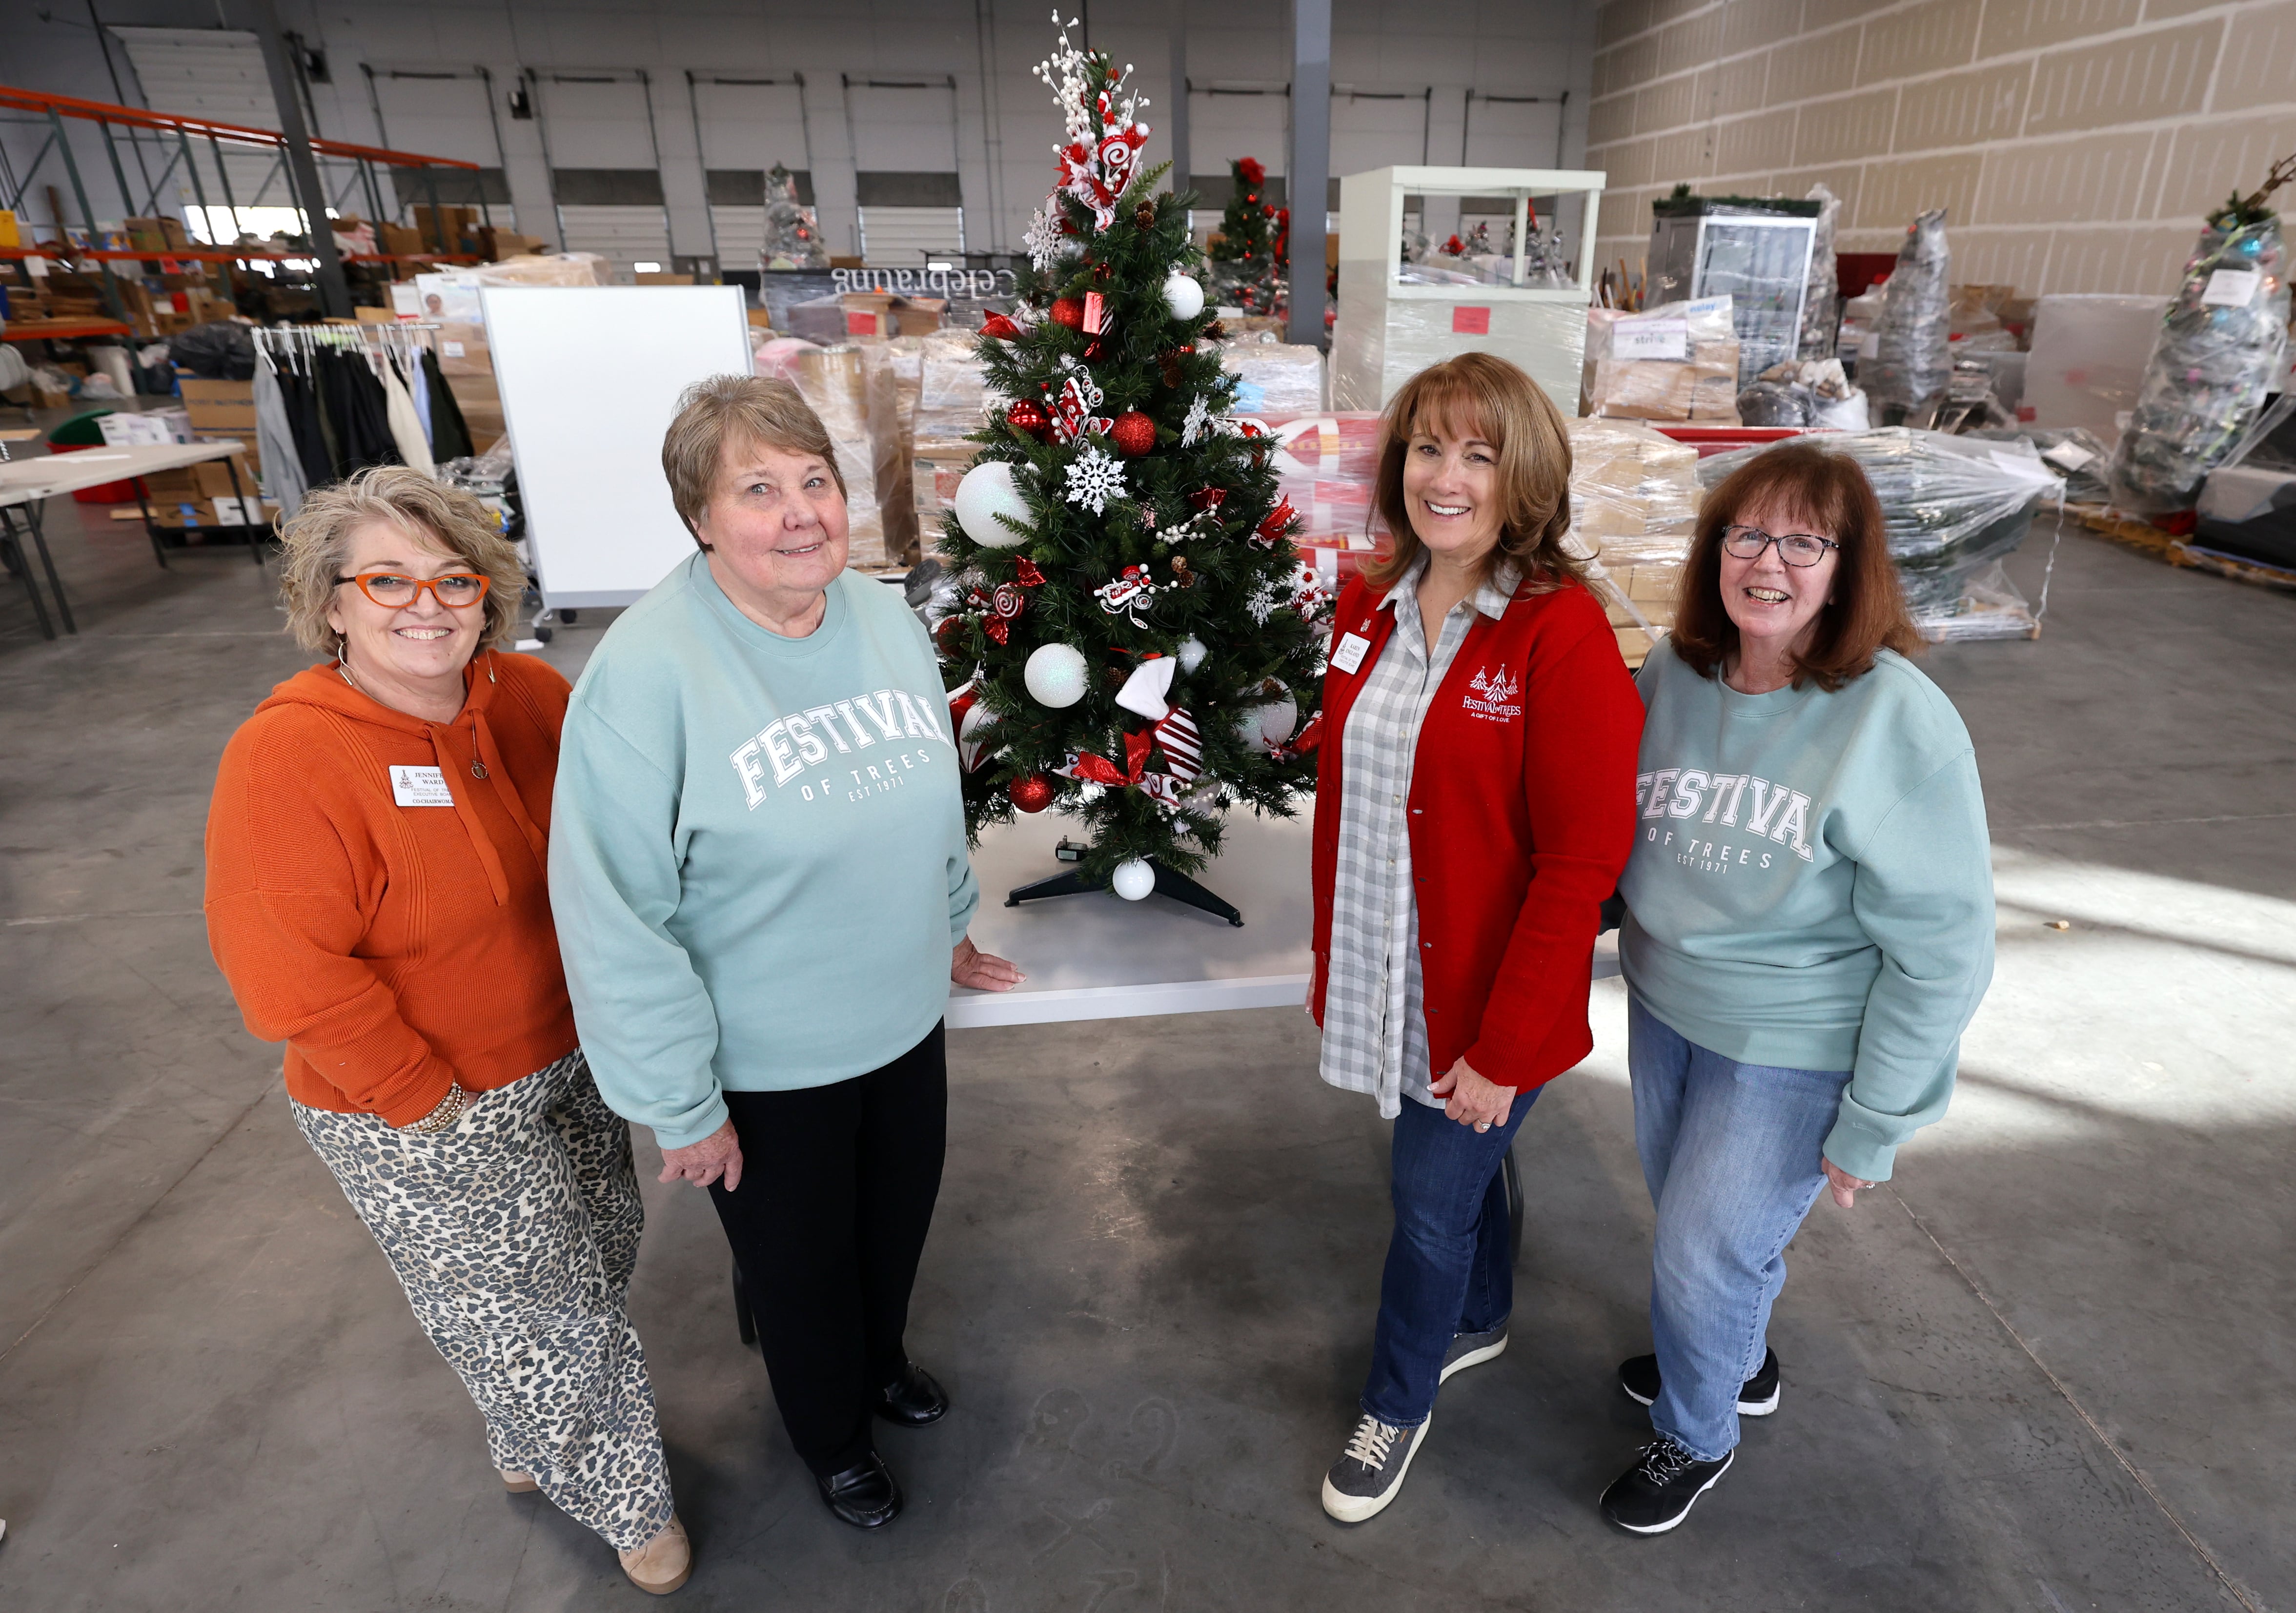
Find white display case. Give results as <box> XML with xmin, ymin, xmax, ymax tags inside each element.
<box><xmin>1331</xmin><ymin>165</ymin><xmax>1604</xmax><ymax>413</ymax></box>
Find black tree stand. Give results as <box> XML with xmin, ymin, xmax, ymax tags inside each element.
<box><xmin>1003</xmin><ymin>838</ymin><xmax>1244</xmax><ymax>926</ymax></box>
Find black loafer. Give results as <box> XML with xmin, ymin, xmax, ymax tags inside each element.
<box><xmin>875</xmin><ymin>1361</ymin><xmax>949</xmax><ymax>1427</ymax></box>
<box><xmin>817</xmin><ymin>1452</ymin><xmax>902</xmax><ymax>1529</ymax></box>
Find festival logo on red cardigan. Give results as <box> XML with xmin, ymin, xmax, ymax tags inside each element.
<box><xmin>1461</xmin><ymin>663</ymin><xmax>1522</xmax><ymax>721</ymax></box>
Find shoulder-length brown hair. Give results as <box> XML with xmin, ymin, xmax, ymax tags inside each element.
<box><xmin>1670</xmin><ymin>442</ymin><xmax>1922</xmax><ymax>692</ymax></box>
<box><xmin>1364</xmin><ymin>351</ymin><xmax>1585</xmax><ymax>594</ymax></box>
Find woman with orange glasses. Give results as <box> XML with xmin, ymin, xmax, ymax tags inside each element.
<box><xmin>202</xmin><ymin>467</ymin><xmax>691</xmax><ymax>1595</ymax></box>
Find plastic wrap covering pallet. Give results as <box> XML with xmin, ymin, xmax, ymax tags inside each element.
<box><xmin>1220</xmin><ymin>340</ymin><xmax>1325</xmax><ymax>417</ymax></box>
<box><xmin>781</xmin><ymin>345</ymin><xmax>897</xmax><ymax>569</ymax></box>
<box><xmin>1697</xmin><ymin>428</ymin><xmax>2065</xmax><ymax>641</ymax></box>
<box><xmin>1582</xmin><ymin>298</ymin><xmax>1740</xmax><ymax>423</ymax></box>
<box><xmin>2073</xmin><ymin>500</ymin><xmax>2296</xmax><ymax>592</ymax></box>
<box><xmin>1565</xmin><ymin>418</ymin><xmax>1704</xmax><ymax>667</ymax></box>
<box><xmin>1332</xmin><ymin>166</ymin><xmax>1605</xmax><ymax>416</ymax></box>
<box><xmin>2024</xmin><ymin>294</ymin><xmax>2164</xmax><ymax>446</ymax></box>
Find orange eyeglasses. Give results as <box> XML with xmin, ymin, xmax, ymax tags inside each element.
<box><xmin>333</xmin><ymin>572</ymin><xmax>492</xmax><ymax>609</ymax></box>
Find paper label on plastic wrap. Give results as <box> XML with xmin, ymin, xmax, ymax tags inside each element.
<box><xmin>443</xmin><ymin>341</ymin><xmax>465</xmax><ymax>357</ymax></box>
<box><xmin>2201</xmin><ymin>268</ymin><xmax>2260</xmax><ymax>308</ymax></box>
<box><xmin>1452</xmin><ymin>306</ymin><xmax>1491</xmax><ymax>335</ymax></box>
<box><xmin>2040</xmin><ymin>441</ymin><xmax>2096</xmax><ymax>473</ymax></box>
<box><xmin>1858</xmin><ymin>331</ymin><xmax>1880</xmax><ymax>359</ymax></box>
<box><xmin>1611</xmin><ymin>319</ymin><xmax>1687</xmax><ymax>361</ymax></box>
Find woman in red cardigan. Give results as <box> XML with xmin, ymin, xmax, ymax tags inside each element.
<box><xmin>1311</xmin><ymin>353</ymin><xmax>1644</xmax><ymax>1522</ymax></box>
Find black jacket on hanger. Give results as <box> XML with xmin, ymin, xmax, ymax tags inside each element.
<box><xmin>315</xmin><ymin>349</ymin><xmax>401</xmax><ymax>479</ymax></box>
<box><xmin>277</xmin><ymin>367</ymin><xmax>335</xmax><ymax>493</ymax></box>
<box><xmin>422</xmin><ymin>349</ymin><xmax>475</xmax><ymax>463</ymax></box>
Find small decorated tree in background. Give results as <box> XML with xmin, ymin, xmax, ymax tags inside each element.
<box><xmin>1208</xmin><ymin>155</ymin><xmax>1289</xmax><ymax>319</ymax></box>
<box><xmin>933</xmin><ymin>17</ymin><xmax>1331</xmax><ymax>915</ymax></box>
<box><xmin>761</xmin><ymin>163</ymin><xmax>828</xmax><ymax>269</ymax></box>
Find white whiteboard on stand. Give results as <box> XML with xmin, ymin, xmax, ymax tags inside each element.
<box><xmin>483</xmin><ymin>285</ymin><xmax>754</xmax><ymax>608</ymax></box>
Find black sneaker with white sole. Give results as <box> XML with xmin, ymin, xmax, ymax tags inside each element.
<box><xmin>1440</xmin><ymin>1326</ymin><xmax>1508</xmax><ymax>1383</ymax></box>
<box><xmin>1618</xmin><ymin>1347</ymin><xmax>1780</xmax><ymax>1416</ymax></box>
<box><xmin>1599</xmin><ymin>1436</ymin><xmax>1733</xmax><ymax>1534</ymax></box>
<box><xmin>1320</xmin><ymin>1412</ymin><xmax>1430</xmax><ymax>1522</ymax></box>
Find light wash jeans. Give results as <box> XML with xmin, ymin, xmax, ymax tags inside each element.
<box><xmin>1627</xmin><ymin>995</ymin><xmax>1851</xmax><ymax>1463</ymax></box>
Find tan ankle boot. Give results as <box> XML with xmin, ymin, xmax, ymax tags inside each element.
<box><xmin>619</xmin><ymin>1515</ymin><xmax>691</xmax><ymax>1595</ymax></box>
<box><xmin>498</xmin><ymin>1468</ymin><xmax>540</xmax><ymax>1492</ymax></box>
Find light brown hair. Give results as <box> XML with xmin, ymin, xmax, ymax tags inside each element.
<box><xmin>277</xmin><ymin>465</ymin><xmax>525</xmax><ymax>653</ymax></box>
<box><xmin>661</xmin><ymin>374</ymin><xmax>845</xmax><ymax>548</ymax></box>
<box><xmin>1669</xmin><ymin>442</ymin><xmax>1922</xmax><ymax>692</ymax></box>
<box><xmin>1364</xmin><ymin>351</ymin><xmax>1585</xmax><ymax>594</ymax></box>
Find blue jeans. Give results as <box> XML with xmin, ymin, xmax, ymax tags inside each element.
<box><xmin>1360</xmin><ymin>1085</ymin><xmax>1540</xmax><ymax>1428</ymax></box>
<box><xmin>1627</xmin><ymin>995</ymin><xmax>1851</xmax><ymax>1462</ymax></box>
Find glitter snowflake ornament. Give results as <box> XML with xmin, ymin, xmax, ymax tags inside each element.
<box><xmin>1180</xmin><ymin>392</ymin><xmax>1213</xmax><ymax>447</ymax></box>
<box><xmin>1063</xmin><ymin>444</ymin><xmax>1127</xmax><ymax>515</ymax></box>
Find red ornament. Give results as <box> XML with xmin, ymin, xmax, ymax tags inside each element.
<box><xmin>1188</xmin><ymin>486</ymin><xmax>1228</xmax><ymax>512</ymax></box>
<box><xmin>1007</xmin><ymin>774</ymin><xmax>1056</xmax><ymax>813</ymax></box>
<box><xmin>979</xmin><ymin>313</ymin><xmax>1021</xmax><ymax>341</ymax></box>
<box><xmin>1110</xmin><ymin>410</ymin><xmax>1156</xmax><ymax>456</ymax></box>
<box><xmin>1084</xmin><ymin>334</ymin><xmax>1108</xmax><ymax>360</ymax></box>
<box><xmin>1050</xmin><ymin>297</ymin><xmax>1087</xmax><ymax>330</ymax></box>
<box><xmin>1013</xmin><ymin>556</ymin><xmax>1048</xmax><ymax>587</ymax></box>
<box><xmin>1006</xmin><ymin>399</ymin><xmax>1052</xmax><ymax>439</ymax></box>
<box><xmin>1255</xmin><ymin>498</ymin><xmax>1301</xmax><ymax>546</ymax></box>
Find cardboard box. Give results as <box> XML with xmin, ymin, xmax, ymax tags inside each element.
<box><xmin>838</xmin><ymin>292</ymin><xmax>944</xmax><ymax>338</ymax></box>
<box><xmin>479</xmin><ymin>228</ymin><xmax>546</xmax><ymax>261</ymax></box>
<box><xmin>377</xmin><ymin>222</ymin><xmax>425</xmax><ymax>258</ymax></box>
<box><xmin>913</xmin><ymin>438</ymin><xmax>980</xmax><ymax>547</ymax></box>
<box><xmin>435</xmin><ymin>322</ymin><xmax>492</xmax><ymax>376</ymax></box>
<box><xmin>150</xmin><ymin>493</ymin><xmax>276</xmax><ymax>530</ymax></box>
<box><xmin>195</xmin><ymin>430</ymin><xmax>261</xmax><ymax>481</ymax></box>
<box><xmin>178</xmin><ymin>378</ymin><xmax>256</xmax><ymax>432</ymax></box>
<box><xmin>636</xmin><ymin>272</ymin><xmax>696</xmax><ymax>286</ymax></box>
<box><xmin>447</xmin><ymin>373</ymin><xmax>504</xmax><ymax>442</ymax></box>
<box><xmin>412</xmin><ymin>204</ymin><xmax>479</xmax><ymax>254</ymax></box>
<box><xmin>0</xmin><ymin>210</ymin><xmax>18</xmax><ymax>248</ymax></box>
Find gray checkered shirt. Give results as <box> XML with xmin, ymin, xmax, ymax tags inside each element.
<box><xmin>1318</xmin><ymin>553</ymin><xmax>1520</xmax><ymax>1118</ymax></box>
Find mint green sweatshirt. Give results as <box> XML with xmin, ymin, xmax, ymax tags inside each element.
<box><xmin>549</xmin><ymin>555</ymin><xmax>978</xmax><ymax>1150</ymax></box>
<box><xmin>1618</xmin><ymin>640</ymin><xmax>1994</xmax><ymax>1181</ymax></box>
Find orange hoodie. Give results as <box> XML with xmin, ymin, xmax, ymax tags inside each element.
<box><xmin>204</xmin><ymin>651</ymin><xmax>579</xmax><ymax>1125</ymax></box>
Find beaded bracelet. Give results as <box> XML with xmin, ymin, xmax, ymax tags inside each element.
<box><xmin>406</xmin><ymin>1083</ymin><xmax>472</xmax><ymax>1134</ymax></box>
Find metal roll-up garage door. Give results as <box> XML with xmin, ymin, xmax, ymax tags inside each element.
<box><xmin>842</xmin><ymin>76</ymin><xmax>961</xmax><ymax>265</ymax></box>
<box><xmin>530</xmin><ymin>70</ymin><xmax>671</xmax><ymax>282</ymax></box>
<box><xmin>687</xmin><ymin>73</ymin><xmax>813</xmax><ymax>271</ymax></box>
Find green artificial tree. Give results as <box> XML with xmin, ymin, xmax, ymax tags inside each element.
<box><xmin>1207</xmin><ymin>155</ymin><xmax>1289</xmax><ymax>318</ymax></box>
<box><xmin>932</xmin><ymin>17</ymin><xmax>1332</xmax><ymax>918</ymax></box>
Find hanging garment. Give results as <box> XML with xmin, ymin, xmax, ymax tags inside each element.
<box><xmin>316</xmin><ymin>349</ymin><xmax>401</xmax><ymax>479</ymax></box>
<box><xmin>379</xmin><ymin>353</ymin><xmax>435</xmax><ymax>477</ymax></box>
<box><xmin>253</xmin><ymin>363</ymin><xmax>311</xmax><ymax>521</ymax></box>
<box><xmin>407</xmin><ymin>348</ymin><xmax>434</xmax><ymax>453</ymax></box>
<box><xmin>279</xmin><ymin>367</ymin><xmax>336</xmax><ymax>493</ymax></box>
<box><xmin>423</xmin><ymin>349</ymin><xmax>475</xmax><ymax>464</ymax></box>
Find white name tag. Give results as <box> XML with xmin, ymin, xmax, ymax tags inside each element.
<box><xmin>1612</xmin><ymin>318</ymin><xmax>1687</xmax><ymax>361</ymax></box>
<box><xmin>390</xmin><ymin>765</ymin><xmax>455</xmax><ymax>806</ymax></box>
<box><xmin>1330</xmin><ymin>631</ymin><xmax>1372</xmax><ymax>674</ymax></box>
<box><xmin>2201</xmin><ymin>268</ymin><xmax>2259</xmax><ymax>308</ymax></box>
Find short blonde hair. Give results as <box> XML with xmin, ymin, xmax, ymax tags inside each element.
<box><xmin>661</xmin><ymin>374</ymin><xmax>845</xmax><ymax>546</ymax></box>
<box><xmin>1366</xmin><ymin>351</ymin><xmax>1585</xmax><ymax>594</ymax></box>
<box><xmin>277</xmin><ymin>466</ymin><xmax>526</xmax><ymax>653</ymax></box>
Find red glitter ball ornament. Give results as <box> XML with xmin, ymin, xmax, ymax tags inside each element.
<box><xmin>1049</xmin><ymin>297</ymin><xmax>1087</xmax><ymax>330</ymax></box>
<box><xmin>978</xmin><ymin>312</ymin><xmax>1021</xmax><ymax>340</ymax></box>
<box><xmin>1006</xmin><ymin>399</ymin><xmax>1052</xmax><ymax>439</ymax></box>
<box><xmin>1007</xmin><ymin>774</ymin><xmax>1056</xmax><ymax>813</ymax></box>
<box><xmin>1110</xmin><ymin>411</ymin><xmax>1155</xmax><ymax>456</ymax></box>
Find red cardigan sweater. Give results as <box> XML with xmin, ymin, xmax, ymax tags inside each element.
<box><xmin>1310</xmin><ymin>571</ymin><xmax>1645</xmax><ymax>1094</ymax></box>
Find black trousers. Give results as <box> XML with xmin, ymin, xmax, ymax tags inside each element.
<box><xmin>709</xmin><ymin>1023</ymin><xmax>947</xmax><ymax>1477</ymax></box>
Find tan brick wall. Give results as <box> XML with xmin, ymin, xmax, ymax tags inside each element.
<box><xmin>1586</xmin><ymin>0</ymin><xmax>2296</xmax><ymax>296</ymax></box>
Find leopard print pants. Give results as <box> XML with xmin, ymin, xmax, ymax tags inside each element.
<box><xmin>294</xmin><ymin>1050</ymin><xmax>676</xmax><ymax>1552</ymax></box>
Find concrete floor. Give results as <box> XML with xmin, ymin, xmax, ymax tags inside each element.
<box><xmin>0</xmin><ymin>450</ymin><xmax>2291</xmax><ymax>1613</ymax></box>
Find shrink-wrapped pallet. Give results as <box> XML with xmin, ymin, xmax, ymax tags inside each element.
<box><xmin>1582</xmin><ymin>298</ymin><xmax>1741</xmax><ymax>423</ymax></box>
<box><xmin>1563</xmin><ymin>417</ymin><xmax>1704</xmax><ymax>665</ymax></box>
<box><xmin>785</xmin><ymin>344</ymin><xmax>891</xmax><ymax>567</ymax></box>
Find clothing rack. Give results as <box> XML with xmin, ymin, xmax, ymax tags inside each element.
<box><xmin>252</xmin><ymin>322</ymin><xmax>441</xmax><ymax>374</ymax></box>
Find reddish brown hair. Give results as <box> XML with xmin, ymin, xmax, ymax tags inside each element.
<box><xmin>1670</xmin><ymin>442</ymin><xmax>1921</xmax><ymax>692</ymax></box>
<box><xmin>1365</xmin><ymin>351</ymin><xmax>1586</xmax><ymax>594</ymax></box>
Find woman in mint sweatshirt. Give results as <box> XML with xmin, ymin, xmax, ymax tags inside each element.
<box><xmin>550</xmin><ymin>378</ymin><xmax>1021</xmax><ymax>1533</ymax></box>
<box><xmin>1602</xmin><ymin>443</ymin><xmax>1994</xmax><ymax>1535</ymax></box>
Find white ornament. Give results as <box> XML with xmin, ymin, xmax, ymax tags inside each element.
<box><xmin>957</xmin><ymin>702</ymin><xmax>997</xmax><ymax>772</ymax></box>
<box><xmin>1063</xmin><ymin>444</ymin><xmax>1127</xmax><ymax>516</ymax></box>
<box><xmin>1114</xmin><ymin>655</ymin><xmax>1177</xmax><ymax>720</ymax></box>
<box><xmin>1180</xmin><ymin>392</ymin><xmax>1213</xmax><ymax>447</ymax></box>
<box><xmin>1177</xmin><ymin>635</ymin><xmax>1208</xmax><ymax>673</ymax></box>
<box><xmin>1024</xmin><ymin>642</ymin><xmax>1090</xmax><ymax>708</ymax></box>
<box><xmin>1111</xmin><ymin>858</ymin><xmax>1157</xmax><ymax>901</ymax></box>
<box><xmin>1235</xmin><ymin>687</ymin><xmax>1299</xmax><ymax>753</ymax></box>
<box><xmin>1163</xmin><ymin>272</ymin><xmax>1205</xmax><ymax>321</ymax></box>
<box><xmin>1024</xmin><ymin>202</ymin><xmax>1073</xmax><ymax>273</ymax></box>
<box><xmin>954</xmin><ymin>460</ymin><xmax>1033</xmax><ymax>549</ymax></box>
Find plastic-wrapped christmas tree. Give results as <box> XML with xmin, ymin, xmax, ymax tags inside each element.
<box><xmin>2110</xmin><ymin>156</ymin><xmax>2295</xmax><ymax>512</ymax></box>
<box><xmin>933</xmin><ymin>17</ymin><xmax>1332</xmax><ymax>919</ymax></box>
<box><xmin>762</xmin><ymin>163</ymin><xmax>829</xmax><ymax>270</ymax></box>
<box><xmin>1867</xmin><ymin>207</ymin><xmax>1951</xmax><ymax>425</ymax></box>
<box><xmin>1208</xmin><ymin>155</ymin><xmax>1288</xmax><ymax>319</ymax></box>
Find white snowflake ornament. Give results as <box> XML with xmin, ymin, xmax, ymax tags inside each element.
<box><xmin>1024</xmin><ymin>202</ymin><xmax>1073</xmax><ymax>273</ymax></box>
<box><xmin>1180</xmin><ymin>393</ymin><xmax>1213</xmax><ymax>447</ymax></box>
<box><xmin>1064</xmin><ymin>444</ymin><xmax>1128</xmax><ymax>515</ymax></box>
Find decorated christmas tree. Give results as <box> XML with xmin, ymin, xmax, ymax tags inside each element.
<box><xmin>1208</xmin><ymin>155</ymin><xmax>1289</xmax><ymax>319</ymax></box>
<box><xmin>933</xmin><ymin>17</ymin><xmax>1332</xmax><ymax>914</ymax></box>
<box><xmin>761</xmin><ymin>163</ymin><xmax>828</xmax><ymax>270</ymax></box>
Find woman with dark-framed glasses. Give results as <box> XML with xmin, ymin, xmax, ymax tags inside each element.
<box><xmin>1599</xmin><ymin>443</ymin><xmax>1994</xmax><ymax>1536</ymax></box>
<box><xmin>203</xmin><ymin>467</ymin><xmax>691</xmax><ymax>1594</ymax></box>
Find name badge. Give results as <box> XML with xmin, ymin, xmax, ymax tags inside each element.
<box><xmin>390</xmin><ymin>765</ymin><xmax>455</xmax><ymax>807</ymax></box>
<box><xmin>1330</xmin><ymin>632</ymin><xmax>1372</xmax><ymax>674</ymax></box>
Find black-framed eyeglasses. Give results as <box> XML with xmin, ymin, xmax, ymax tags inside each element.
<box><xmin>1721</xmin><ymin>525</ymin><xmax>1839</xmax><ymax>568</ymax></box>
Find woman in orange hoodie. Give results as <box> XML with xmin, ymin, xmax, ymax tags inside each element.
<box><xmin>203</xmin><ymin>467</ymin><xmax>689</xmax><ymax>1595</ymax></box>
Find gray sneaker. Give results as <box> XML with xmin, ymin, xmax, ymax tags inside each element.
<box><xmin>1320</xmin><ymin>1412</ymin><xmax>1431</xmax><ymax>1522</ymax></box>
<box><xmin>1440</xmin><ymin>1326</ymin><xmax>1508</xmax><ymax>1383</ymax></box>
